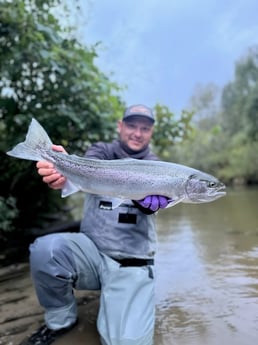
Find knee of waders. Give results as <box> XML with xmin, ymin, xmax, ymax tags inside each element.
<box><xmin>29</xmin><ymin>234</ymin><xmax>71</xmax><ymax>274</ymax></box>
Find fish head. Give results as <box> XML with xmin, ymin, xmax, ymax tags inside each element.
<box><xmin>185</xmin><ymin>173</ymin><xmax>226</xmax><ymax>203</ymax></box>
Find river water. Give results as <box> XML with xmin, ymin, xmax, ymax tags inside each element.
<box><xmin>154</xmin><ymin>186</ymin><xmax>258</xmax><ymax>345</ymax></box>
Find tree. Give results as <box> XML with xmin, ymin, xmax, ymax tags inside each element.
<box><xmin>0</xmin><ymin>0</ymin><xmax>124</xmax><ymax>237</ymax></box>
<box><xmin>189</xmin><ymin>83</ymin><xmax>222</xmax><ymax>131</ymax></box>
<box><xmin>221</xmin><ymin>46</ymin><xmax>258</xmax><ymax>139</ymax></box>
<box><xmin>152</xmin><ymin>104</ymin><xmax>193</xmax><ymax>159</ymax></box>
<box><xmin>218</xmin><ymin>46</ymin><xmax>258</xmax><ymax>182</ymax></box>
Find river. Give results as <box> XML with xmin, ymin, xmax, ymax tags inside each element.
<box><xmin>1</xmin><ymin>187</ymin><xmax>258</xmax><ymax>345</ymax></box>
<box><xmin>154</xmin><ymin>186</ymin><xmax>258</xmax><ymax>345</ymax></box>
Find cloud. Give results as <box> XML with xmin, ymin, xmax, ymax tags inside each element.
<box><xmin>74</xmin><ymin>0</ymin><xmax>258</xmax><ymax>112</ymax></box>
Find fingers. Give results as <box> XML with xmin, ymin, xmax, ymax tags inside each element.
<box><xmin>35</xmin><ymin>145</ymin><xmax>67</xmax><ymax>190</ymax></box>
<box><xmin>36</xmin><ymin>161</ymin><xmax>54</xmax><ymax>170</ymax></box>
<box><xmin>52</xmin><ymin>144</ymin><xmax>67</xmax><ymax>154</ymax></box>
<box><xmin>140</xmin><ymin>195</ymin><xmax>152</xmax><ymax>208</ymax></box>
<box><xmin>41</xmin><ymin>172</ymin><xmax>62</xmax><ymax>184</ymax></box>
<box><xmin>38</xmin><ymin>168</ymin><xmax>66</xmax><ymax>189</ymax></box>
<box><xmin>37</xmin><ymin>167</ymin><xmax>55</xmax><ymax>177</ymax></box>
<box><xmin>45</xmin><ymin>176</ymin><xmax>66</xmax><ymax>190</ymax></box>
<box><xmin>36</xmin><ymin>145</ymin><xmax>66</xmax><ymax>173</ymax></box>
<box><xmin>36</xmin><ymin>161</ymin><xmax>65</xmax><ymax>190</ymax></box>
<box><xmin>149</xmin><ymin>196</ymin><xmax>159</xmax><ymax>211</ymax></box>
<box><xmin>136</xmin><ymin>195</ymin><xmax>169</xmax><ymax>211</ymax></box>
<box><xmin>138</xmin><ymin>196</ymin><xmax>159</xmax><ymax>211</ymax></box>
<box><xmin>37</xmin><ymin>166</ymin><xmax>65</xmax><ymax>189</ymax></box>
<box><xmin>37</xmin><ymin>163</ymin><xmax>56</xmax><ymax>181</ymax></box>
<box><xmin>158</xmin><ymin>196</ymin><xmax>169</xmax><ymax>209</ymax></box>
<box><xmin>37</xmin><ymin>164</ymin><xmax>57</xmax><ymax>178</ymax></box>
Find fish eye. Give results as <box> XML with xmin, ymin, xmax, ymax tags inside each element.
<box><xmin>199</xmin><ymin>179</ymin><xmax>217</xmax><ymax>187</ymax></box>
<box><xmin>207</xmin><ymin>181</ymin><xmax>217</xmax><ymax>187</ymax></box>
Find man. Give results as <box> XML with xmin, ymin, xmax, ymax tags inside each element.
<box><xmin>21</xmin><ymin>105</ymin><xmax>170</xmax><ymax>345</ymax></box>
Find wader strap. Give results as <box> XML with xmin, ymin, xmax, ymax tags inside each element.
<box><xmin>111</xmin><ymin>257</ymin><xmax>154</xmax><ymax>267</ymax></box>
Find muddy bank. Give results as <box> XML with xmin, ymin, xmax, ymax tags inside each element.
<box><xmin>0</xmin><ymin>263</ymin><xmax>101</xmax><ymax>345</ymax></box>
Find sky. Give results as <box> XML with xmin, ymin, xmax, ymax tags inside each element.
<box><xmin>71</xmin><ymin>0</ymin><xmax>258</xmax><ymax>113</ymax></box>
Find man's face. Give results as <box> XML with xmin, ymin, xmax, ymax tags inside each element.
<box><xmin>117</xmin><ymin>116</ymin><xmax>154</xmax><ymax>152</ymax></box>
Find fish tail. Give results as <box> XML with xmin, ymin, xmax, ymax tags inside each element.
<box><xmin>6</xmin><ymin>118</ymin><xmax>53</xmax><ymax>161</ymax></box>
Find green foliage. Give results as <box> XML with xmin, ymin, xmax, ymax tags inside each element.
<box><xmin>0</xmin><ymin>0</ymin><xmax>124</xmax><ymax>153</ymax></box>
<box><xmin>190</xmin><ymin>83</ymin><xmax>221</xmax><ymax>131</ymax></box>
<box><xmin>0</xmin><ymin>196</ymin><xmax>19</xmax><ymax>232</ymax></box>
<box><xmin>221</xmin><ymin>46</ymin><xmax>258</xmax><ymax>139</ymax></box>
<box><xmin>244</xmin><ymin>91</ymin><xmax>258</xmax><ymax>141</ymax></box>
<box><xmin>170</xmin><ymin>125</ymin><xmax>227</xmax><ymax>177</ymax></box>
<box><xmin>218</xmin><ymin>46</ymin><xmax>258</xmax><ymax>182</ymax></box>
<box><xmin>219</xmin><ymin>134</ymin><xmax>258</xmax><ymax>183</ymax></box>
<box><xmin>152</xmin><ymin>104</ymin><xmax>193</xmax><ymax>159</ymax></box>
<box><xmin>0</xmin><ymin>0</ymin><xmax>124</xmax><ymax>236</ymax></box>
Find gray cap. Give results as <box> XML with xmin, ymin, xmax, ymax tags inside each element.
<box><xmin>123</xmin><ymin>104</ymin><xmax>155</xmax><ymax>123</ymax></box>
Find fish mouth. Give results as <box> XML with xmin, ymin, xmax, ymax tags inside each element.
<box><xmin>214</xmin><ymin>190</ymin><xmax>226</xmax><ymax>197</ymax></box>
<box><xmin>209</xmin><ymin>184</ymin><xmax>226</xmax><ymax>198</ymax></box>
<box><xmin>217</xmin><ymin>184</ymin><xmax>226</xmax><ymax>193</ymax></box>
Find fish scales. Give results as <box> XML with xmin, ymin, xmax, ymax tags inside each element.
<box><xmin>45</xmin><ymin>151</ymin><xmax>177</xmax><ymax>200</ymax></box>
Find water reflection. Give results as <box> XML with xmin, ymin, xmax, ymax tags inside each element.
<box><xmin>154</xmin><ymin>187</ymin><xmax>258</xmax><ymax>345</ymax></box>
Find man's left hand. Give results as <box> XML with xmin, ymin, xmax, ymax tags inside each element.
<box><xmin>136</xmin><ymin>195</ymin><xmax>170</xmax><ymax>212</ymax></box>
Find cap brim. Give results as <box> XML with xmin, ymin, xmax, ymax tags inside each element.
<box><xmin>123</xmin><ymin>114</ymin><xmax>155</xmax><ymax>123</ymax></box>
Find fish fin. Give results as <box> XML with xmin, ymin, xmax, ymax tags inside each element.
<box><xmin>166</xmin><ymin>197</ymin><xmax>185</xmax><ymax>208</ymax></box>
<box><xmin>6</xmin><ymin>118</ymin><xmax>53</xmax><ymax>161</ymax></box>
<box><xmin>61</xmin><ymin>180</ymin><xmax>81</xmax><ymax>197</ymax></box>
<box><xmin>111</xmin><ymin>197</ymin><xmax>125</xmax><ymax>209</ymax></box>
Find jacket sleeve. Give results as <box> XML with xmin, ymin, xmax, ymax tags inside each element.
<box><xmin>84</xmin><ymin>142</ymin><xmax>110</xmax><ymax>160</ymax></box>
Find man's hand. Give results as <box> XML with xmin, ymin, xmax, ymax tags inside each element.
<box><xmin>136</xmin><ymin>195</ymin><xmax>170</xmax><ymax>212</ymax></box>
<box><xmin>36</xmin><ymin>145</ymin><xmax>67</xmax><ymax>190</ymax></box>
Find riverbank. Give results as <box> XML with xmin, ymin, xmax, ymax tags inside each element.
<box><xmin>0</xmin><ymin>262</ymin><xmax>101</xmax><ymax>345</ymax></box>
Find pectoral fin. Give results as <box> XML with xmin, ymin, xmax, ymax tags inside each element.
<box><xmin>165</xmin><ymin>197</ymin><xmax>185</xmax><ymax>208</ymax></box>
<box><xmin>61</xmin><ymin>180</ymin><xmax>81</xmax><ymax>197</ymax></box>
<box><xmin>111</xmin><ymin>197</ymin><xmax>126</xmax><ymax>209</ymax></box>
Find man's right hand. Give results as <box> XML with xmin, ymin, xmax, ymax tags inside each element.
<box><xmin>36</xmin><ymin>145</ymin><xmax>67</xmax><ymax>190</ymax></box>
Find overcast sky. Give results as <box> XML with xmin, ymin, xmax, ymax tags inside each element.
<box><xmin>72</xmin><ymin>0</ymin><xmax>258</xmax><ymax>113</ymax></box>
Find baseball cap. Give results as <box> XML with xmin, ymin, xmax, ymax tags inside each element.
<box><xmin>123</xmin><ymin>104</ymin><xmax>155</xmax><ymax>123</ymax></box>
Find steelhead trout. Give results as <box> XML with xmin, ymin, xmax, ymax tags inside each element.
<box><xmin>7</xmin><ymin>118</ymin><xmax>226</xmax><ymax>208</ymax></box>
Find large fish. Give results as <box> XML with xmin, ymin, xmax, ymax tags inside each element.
<box><xmin>7</xmin><ymin>118</ymin><xmax>226</xmax><ymax>208</ymax></box>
